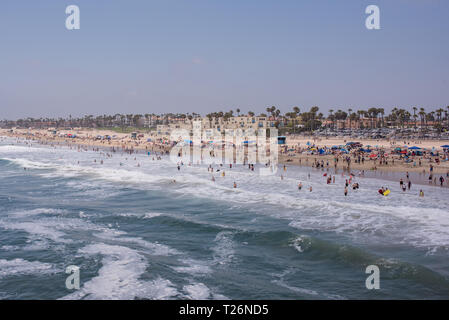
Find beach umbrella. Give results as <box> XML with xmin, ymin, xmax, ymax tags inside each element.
<box><xmin>369</xmin><ymin>154</ymin><xmax>377</xmax><ymax>158</ymax></box>
<box><xmin>408</xmin><ymin>146</ymin><xmax>421</xmax><ymax>150</ymax></box>
<box><xmin>441</xmin><ymin>145</ymin><xmax>449</xmax><ymax>148</ymax></box>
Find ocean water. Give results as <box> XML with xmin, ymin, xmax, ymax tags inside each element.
<box><xmin>0</xmin><ymin>137</ymin><xmax>449</xmax><ymax>300</ymax></box>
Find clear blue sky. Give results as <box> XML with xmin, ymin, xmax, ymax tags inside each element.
<box><xmin>1</xmin><ymin>0</ymin><xmax>448</xmax><ymax>119</ymax></box>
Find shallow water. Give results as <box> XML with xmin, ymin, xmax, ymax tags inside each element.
<box><xmin>0</xmin><ymin>138</ymin><xmax>449</xmax><ymax>299</ymax></box>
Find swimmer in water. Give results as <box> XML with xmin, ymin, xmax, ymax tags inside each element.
<box><xmin>419</xmin><ymin>189</ymin><xmax>424</xmax><ymax>197</ymax></box>
<box><xmin>233</xmin><ymin>182</ymin><xmax>237</xmax><ymax>188</ymax></box>
<box><xmin>309</xmin><ymin>186</ymin><xmax>313</xmax><ymax>192</ymax></box>
<box><xmin>298</xmin><ymin>182</ymin><xmax>302</xmax><ymax>190</ymax></box>
<box><xmin>344</xmin><ymin>187</ymin><xmax>348</xmax><ymax>196</ymax></box>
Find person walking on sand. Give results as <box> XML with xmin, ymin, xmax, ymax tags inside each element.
<box><xmin>440</xmin><ymin>176</ymin><xmax>445</xmax><ymax>187</ymax></box>
<box><xmin>344</xmin><ymin>187</ymin><xmax>348</xmax><ymax>196</ymax></box>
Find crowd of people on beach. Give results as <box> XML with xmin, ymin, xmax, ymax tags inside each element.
<box><xmin>2</xmin><ymin>130</ymin><xmax>449</xmax><ymax>201</ymax></box>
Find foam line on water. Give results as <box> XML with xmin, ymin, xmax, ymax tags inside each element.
<box><xmin>60</xmin><ymin>243</ymin><xmax>179</xmax><ymax>300</ymax></box>
<box><xmin>0</xmin><ymin>258</ymin><xmax>56</xmax><ymax>279</ymax></box>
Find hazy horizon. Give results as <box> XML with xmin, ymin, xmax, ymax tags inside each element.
<box><xmin>1</xmin><ymin>0</ymin><xmax>448</xmax><ymax>120</ymax></box>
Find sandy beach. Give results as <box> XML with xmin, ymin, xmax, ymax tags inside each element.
<box><xmin>2</xmin><ymin>128</ymin><xmax>449</xmax><ymax>176</ymax></box>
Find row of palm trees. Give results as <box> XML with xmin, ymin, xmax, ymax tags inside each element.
<box><xmin>3</xmin><ymin>106</ymin><xmax>449</xmax><ymax>132</ymax></box>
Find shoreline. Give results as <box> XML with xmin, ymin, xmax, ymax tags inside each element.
<box><xmin>1</xmin><ymin>128</ymin><xmax>449</xmax><ymax>189</ymax></box>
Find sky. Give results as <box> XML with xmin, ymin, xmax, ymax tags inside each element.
<box><xmin>0</xmin><ymin>0</ymin><xmax>448</xmax><ymax>120</ymax></box>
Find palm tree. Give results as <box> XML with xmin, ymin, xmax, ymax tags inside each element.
<box><xmin>328</xmin><ymin>109</ymin><xmax>334</xmax><ymax>130</ymax></box>
<box><xmin>445</xmin><ymin>108</ymin><xmax>449</xmax><ymax>129</ymax></box>
<box><xmin>419</xmin><ymin>108</ymin><xmax>426</xmax><ymax>134</ymax></box>
<box><xmin>348</xmin><ymin>108</ymin><xmax>353</xmax><ymax>129</ymax></box>
<box><xmin>436</xmin><ymin>108</ymin><xmax>444</xmax><ymax>128</ymax></box>
<box><xmin>412</xmin><ymin>107</ymin><xmax>418</xmax><ymax>129</ymax></box>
